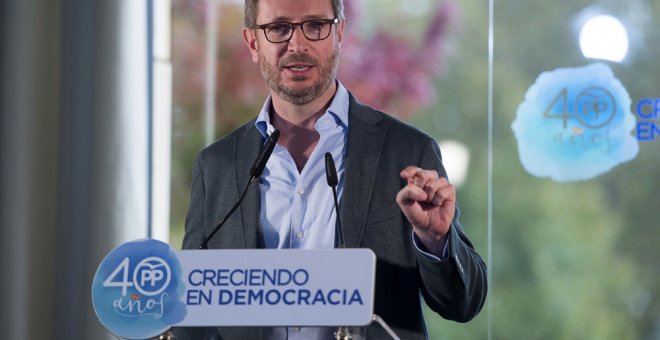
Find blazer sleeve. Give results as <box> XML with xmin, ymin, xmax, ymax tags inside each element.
<box><xmin>414</xmin><ymin>137</ymin><xmax>488</xmax><ymax>322</ymax></box>
<box><xmin>181</xmin><ymin>150</ymin><xmax>207</xmax><ymax>250</ymax></box>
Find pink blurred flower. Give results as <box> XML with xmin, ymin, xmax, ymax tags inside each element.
<box><xmin>172</xmin><ymin>0</ymin><xmax>462</xmax><ymax>124</ymax></box>
<box><xmin>339</xmin><ymin>0</ymin><xmax>461</xmax><ymax>118</ymax></box>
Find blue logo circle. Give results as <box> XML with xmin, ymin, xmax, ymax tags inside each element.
<box><xmin>92</xmin><ymin>239</ymin><xmax>187</xmax><ymax>339</ymax></box>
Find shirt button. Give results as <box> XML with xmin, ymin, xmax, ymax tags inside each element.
<box><xmin>297</xmin><ymin>187</ymin><xmax>304</xmax><ymax>195</ymax></box>
<box><xmin>295</xmin><ymin>231</ymin><xmax>304</xmax><ymax>239</ymax></box>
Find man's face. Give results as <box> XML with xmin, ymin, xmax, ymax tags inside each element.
<box><xmin>243</xmin><ymin>0</ymin><xmax>344</xmax><ymax>106</ymax></box>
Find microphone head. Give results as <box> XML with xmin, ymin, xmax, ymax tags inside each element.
<box><xmin>268</xmin><ymin>129</ymin><xmax>280</xmax><ymax>144</ymax></box>
<box><xmin>325</xmin><ymin>152</ymin><xmax>338</xmax><ymax>187</ymax></box>
<box><xmin>250</xmin><ymin>129</ymin><xmax>280</xmax><ymax>177</ymax></box>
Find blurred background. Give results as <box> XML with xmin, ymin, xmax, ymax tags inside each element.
<box><xmin>1</xmin><ymin>0</ymin><xmax>659</xmax><ymax>339</ymax></box>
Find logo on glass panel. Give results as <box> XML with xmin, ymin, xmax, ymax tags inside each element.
<box><xmin>512</xmin><ymin>63</ymin><xmax>639</xmax><ymax>182</ymax></box>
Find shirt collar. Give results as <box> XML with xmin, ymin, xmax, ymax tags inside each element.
<box><xmin>255</xmin><ymin>80</ymin><xmax>350</xmax><ymax>138</ymax></box>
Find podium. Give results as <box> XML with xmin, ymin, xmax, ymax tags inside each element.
<box><xmin>92</xmin><ymin>239</ymin><xmax>400</xmax><ymax>340</ymax></box>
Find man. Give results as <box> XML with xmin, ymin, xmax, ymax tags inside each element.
<box><xmin>175</xmin><ymin>0</ymin><xmax>487</xmax><ymax>338</ymax></box>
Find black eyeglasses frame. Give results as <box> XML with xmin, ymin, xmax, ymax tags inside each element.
<box><xmin>254</xmin><ymin>18</ymin><xmax>340</xmax><ymax>43</ymax></box>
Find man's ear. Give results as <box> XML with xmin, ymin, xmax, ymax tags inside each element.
<box><xmin>336</xmin><ymin>19</ymin><xmax>345</xmax><ymax>50</ymax></box>
<box><xmin>243</xmin><ymin>27</ymin><xmax>260</xmax><ymax>63</ymax></box>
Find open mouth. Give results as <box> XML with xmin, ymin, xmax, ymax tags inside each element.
<box><xmin>284</xmin><ymin>64</ymin><xmax>314</xmax><ymax>72</ymax></box>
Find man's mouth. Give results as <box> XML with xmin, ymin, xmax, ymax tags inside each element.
<box><xmin>284</xmin><ymin>64</ymin><xmax>313</xmax><ymax>71</ymax></box>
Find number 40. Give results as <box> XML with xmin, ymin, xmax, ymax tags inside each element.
<box><xmin>544</xmin><ymin>88</ymin><xmax>573</xmax><ymax>129</ymax></box>
<box><xmin>103</xmin><ymin>257</ymin><xmax>133</xmax><ymax>296</ymax></box>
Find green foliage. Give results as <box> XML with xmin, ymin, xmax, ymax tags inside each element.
<box><xmin>415</xmin><ymin>0</ymin><xmax>659</xmax><ymax>338</ymax></box>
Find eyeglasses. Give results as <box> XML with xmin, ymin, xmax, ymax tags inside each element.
<box><xmin>255</xmin><ymin>18</ymin><xmax>339</xmax><ymax>43</ymax></box>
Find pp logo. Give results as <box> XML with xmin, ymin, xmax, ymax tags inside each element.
<box><xmin>133</xmin><ymin>257</ymin><xmax>171</xmax><ymax>296</ymax></box>
<box><xmin>512</xmin><ymin>63</ymin><xmax>639</xmax><ymax>182</ymax></box>
<box><xmin>92</xmin><ymin>239</ymin><xmax>186</xmax><ymax>339</ymax></box>
<box><xmin>575</xmin><ymin>87</ymin><xmax>616</xmax><ymax>129</ymax></box>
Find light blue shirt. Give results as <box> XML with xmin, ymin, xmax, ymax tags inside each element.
<box><xmin>255</xmin><ymin>82</ymin><xmax>349</xmax><ymax>340</ymax></box>
<box><xmin>255</xmin><ymin>82</ymin><xmax>349</xmax><ymax>251</ymax></box>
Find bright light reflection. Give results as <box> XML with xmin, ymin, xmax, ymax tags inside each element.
<box><xmin>438</xmin><ymin>140</ymin><xmax>470</xmax><ymax>188</ymax></box>
<box><xmin>579</xmin><ymin>14</ymin><xmax>629</xmax><ymax>62</ymax></box>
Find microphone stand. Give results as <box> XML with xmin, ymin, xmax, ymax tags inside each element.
<box><xmin>199</xmin><ymin>130</ymin><xmax>280</xmax><ymax>249</ymax></box>
<box><xmin>325</xmin><ymin>152</ymin><xmax>345</xmax><ymax>248</ymax></box>
<box><xmin>325</xmin><ymin>153</ymin><xmax>400</xmax><ymax>340</ymax></box>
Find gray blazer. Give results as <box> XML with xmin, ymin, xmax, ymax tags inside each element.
<box><xmin>175</xmin><ymin>93</ymin><xmax>487</xmax><ymax>339</ymax></box>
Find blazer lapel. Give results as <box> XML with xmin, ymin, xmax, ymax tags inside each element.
<box><xmin>341</xmin><ymin>94</ymin><xmax>386</xmax><ymax>248</ymax></box>
<box><xmin>235</xmin><ymin>123</ymin><xmax>264</xmax><ymax>249</ymax></box>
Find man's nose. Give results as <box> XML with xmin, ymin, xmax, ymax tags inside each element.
<box><xmin>287</xmin><ymin>25</ymin><xmax>309</xmax><ymax>52</ymax></box>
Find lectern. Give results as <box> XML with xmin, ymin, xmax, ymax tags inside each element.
<box><xmin>92</xmin><ymin>239</ymin><xmax>400</xmax><ymax>339</ymax></box>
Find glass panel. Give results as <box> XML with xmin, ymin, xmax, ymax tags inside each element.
<box><xmin>494</xmin><ymin>1</ymin><xmax>660</xmax><ymax>339</ymax></box>
<box><xmin>171</xmin><ymin>0</ymin><xmax>660</xmax><ymax>338</ymax></box>
<box><xmin>409</xmin><ymin>0</ymin><xmax>490</xmax><ymax>337</ymax></box>
<box><xmin>170</xmin><ymin>0</ymin><xmax>264</xmax><ymax>246</ymax></box>
<box><xmin>170</xmin><ymin>0</ymin><xmax>490</xmax><ymax>338</ymax></box>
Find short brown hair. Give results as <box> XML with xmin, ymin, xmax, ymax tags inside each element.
<box><xmin>244</xmin><ymin>0</ymin><xmax>344</xmax><ymax>27</ymax></box>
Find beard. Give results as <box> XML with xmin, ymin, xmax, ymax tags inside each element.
<box><xmin>259</xmin><ymin>48</ymin><xmax>340</xmax><ymax>106</ymax></box>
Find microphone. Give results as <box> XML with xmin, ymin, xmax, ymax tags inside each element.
<box><xmin>251</xmin><ymin>129</ymin><xmax>279</xmax><ymax>177</ymax></box>
<box><xmin>325</xmin><ymin>152</ymin><xmax>345</xmax><ymax>248</ymax></box>
<box><xmin>200</xmin><ymin>130</ymin><xmax>280</xmax><ymax>249</ymax></box>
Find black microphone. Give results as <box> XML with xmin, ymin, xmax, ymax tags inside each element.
<box><xmin>325</xmin><ymin>152</ymin><xmax>345</xmax><ymax>248</ymax></box>
<box><xmin>251</xmin><ymin>129</ymin><xmax>279</xmax><ymax>177</ymax></box>
<box><xmin>200</xmin><ymin>130</ymin><xmax>280</xmax><ymax>249</ymax></box>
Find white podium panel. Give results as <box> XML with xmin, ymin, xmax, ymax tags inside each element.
<box><xmin>92</xmin><ymin>239</ymin><xmax>376</xmax><ymax>339</ymax></box>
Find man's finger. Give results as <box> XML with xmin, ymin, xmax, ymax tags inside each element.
<box><xmin>396</xmin><ymin>183</ymin><xmax>428</xmax><ymax>205</ymax></box>
<box><xmin>400</xmin><ymin>166</ymin><xmax>421</xmax><ymax>181</ymax></box>
<box><xmin>422</xmin><ymin>177</ymin><xmax>450</xmax><ymax>203</ymax></box>
<box><xmin>431</xmin><ymin>184</ymin><xmax>455</xmax><ymax>207</ymax></box>
<box><xmin>411</xmin><ymin>169</ymin><xmax>436</xmax><ymax>187</ymax></box>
